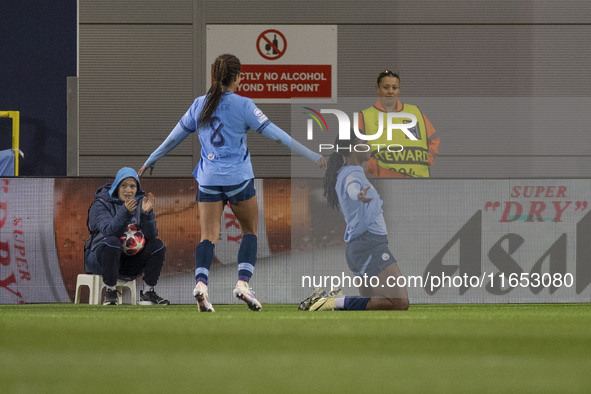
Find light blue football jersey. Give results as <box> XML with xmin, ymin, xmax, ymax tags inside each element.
<box><xmin>144</xmin><ymin>91</ymin><xmax>320</xmax><ymax>185</ymax></box>
<box><xmin>180</xmin><ymin>92</ymin><xmax>270</xmax><ymax>186</ymax></box>
<box><xmin>335</xmin><ymin>166</ymin><xmax>387</xmax><ymax>242</ymax></box>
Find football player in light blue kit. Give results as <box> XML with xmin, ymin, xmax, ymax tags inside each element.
<box><xmin>302</xmin><ymin>134</ymin><xmax>408</xmax><ymax>311</ymax></box>
<box><xmin>139</xmin><ymin>54</ymin><xmax>326</xmax><ymax>311</ymax></box>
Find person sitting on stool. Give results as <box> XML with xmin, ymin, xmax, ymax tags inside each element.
<box><xmin>84</xmin><ymin>167</ymin><xmax>169</xmax><ymax>305</ymax></box>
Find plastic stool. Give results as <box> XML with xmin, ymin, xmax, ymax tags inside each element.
<box><xmin>74</xmin><ymin>274</ymin><xmax>137</xmax><ymax>305</ymax></box>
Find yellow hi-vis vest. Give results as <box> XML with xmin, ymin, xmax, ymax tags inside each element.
<box><xmin>362</xmin><ymin>104</ymin><xmax>430</xmax><ymax>178</ymax></box>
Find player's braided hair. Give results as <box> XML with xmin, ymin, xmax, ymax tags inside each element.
<box><xmin>323</xmin><ymin>134</ymin><xmax>361</xmax><ymax>209</ymax></box>
<box><xmin>198</xmin><ymin>54</ymin><xmax>241</xmax><ymax>128</ymax></box>
<box><xmin>323</xmin><ymin>150</ymin><xmax>345</xmax><ymax>209</ymax></box>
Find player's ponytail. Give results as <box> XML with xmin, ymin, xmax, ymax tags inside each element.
<box><xmin>198</xmin><ymin>54</ymin><xmax>241</xmax><ymax>128</ymax></box>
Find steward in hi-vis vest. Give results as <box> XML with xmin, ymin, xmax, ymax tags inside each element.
<box><xmin>361</xmin><ymin>99</ymin><xmax>439</xmax><ymax>178</ymax></box>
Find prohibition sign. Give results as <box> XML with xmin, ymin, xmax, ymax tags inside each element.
<box><xmin>256</xmin><ymin>29</ymin><xmax>287</xmax><ymax>60</ymax></box>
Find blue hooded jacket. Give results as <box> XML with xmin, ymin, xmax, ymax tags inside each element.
<box><xmin>85</xmin><ymin>167</ymin><xmax>158</xmax><ymax>252</ymax></box>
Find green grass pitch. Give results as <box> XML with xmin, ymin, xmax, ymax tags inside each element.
<box><xmin>1</xmin><ymin>303</ymin><xmax>590</xmax><ymax>393</ymax></box>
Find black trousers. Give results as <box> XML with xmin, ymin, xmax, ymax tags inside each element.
<box><xmin>86</xmin><ymin>235</ymin><xmax>166</xmax><ymax>287</ymax></box>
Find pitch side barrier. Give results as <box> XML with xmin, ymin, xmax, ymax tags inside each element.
<box><xmin>1</xmin><ymin>177</ymin><xmax>590</xmax><ymax>304</ymax></box>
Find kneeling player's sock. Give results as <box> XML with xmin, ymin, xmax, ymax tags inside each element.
<box><xmin>195</xmin><ymin>240</ymin><xmax>215</xmax><ymax>285</ymax></box>
<box><xmin>343</xmin><ymin>296</ymin><xmax>370</xmax><ymax>311</ymax></box>
<box><xmin>237</xmin><ymin>234</ymin><xmax>257</xmax><ymax>283</ymax></box>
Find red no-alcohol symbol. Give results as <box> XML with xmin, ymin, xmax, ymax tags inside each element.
<box><xmin>256</xmin><ymin>29</ymin><xmax>287</xmax><ymax>60</ymax></box>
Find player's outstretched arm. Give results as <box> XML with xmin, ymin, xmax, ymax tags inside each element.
<box><xmin>139</xmin><ymin>123</ymin><xmax>192</xmax><ymax>176</ymax></box>
<box><xmin>137</xmin><ymin>164</ymin><xmax>152</xmax><ymax>177</ymax></box>
<box><xmin>260</xmin><ymin>122</ymin><xmax>326</xmax><ymax>168</ymax></box>
<box><xmin>346</xmin><ymin>183</ymin><xmax>373</xmax><ymax>203</ymax></box>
